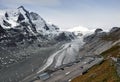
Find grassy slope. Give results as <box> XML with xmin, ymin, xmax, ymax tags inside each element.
<box><xmin>71</xmin><ymin>45</ymin><xmax>120</xmax><ymax>82</ymax></box>
<box><xmin>101</xmin><ymin>45</ymin><xmax>120</xmax><ymax>58</ymax></box>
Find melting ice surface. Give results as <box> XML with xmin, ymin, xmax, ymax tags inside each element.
<box><xmin>37</xmin><ymin>37</ymin><xmax>85</xmax><ymax>73</ymax></box>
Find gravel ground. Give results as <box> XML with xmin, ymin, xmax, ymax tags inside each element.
<box><xmin>0</xmin><ymin>43</ymin><xmax>62</xmax><ymax>82</ymax></box>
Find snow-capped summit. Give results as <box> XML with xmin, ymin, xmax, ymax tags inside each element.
<box><xmin>0</xmin><ymin>6</ymin><xmax>65</xmax><ymax>37</ymax></box>
<box><xmin>0</xmin><ymin>6</ymin><xmax>75</xmax><ymax>46</ymax></box>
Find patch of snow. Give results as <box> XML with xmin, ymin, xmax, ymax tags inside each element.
<box><xmin>32</xmin><ymin>18</ymin><xmax>45</xmax><ymax>32</ymax></box>
<box><xmin>0</xmin><ymin>10</ymin><xmax>5</xmax><ymax>16</ymax></box>
<box><xmin>7</xmin><ymin>19</ymin><xmax>18</xmax><ymax>27</ymax></box>
<box><xmin>67</xmin><ymin>25</ymin><xmax>95</xmax><ymax>35</ymax></box>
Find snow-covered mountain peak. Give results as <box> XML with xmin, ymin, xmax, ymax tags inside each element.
<box><xmin>18</xmin><ymin>6</ymin><xmax>26</xmax><ymax>10</ymax></box>
<box><xmin>0</xmin><ymin>6</ymin><xmax>30</xmax><ymax>29</ymax></box>
<box><xmin>0</xmin><ymin>6</ymin><xmax>59</xmax><ymax>33</ymax></box>
<box><xmin>0</xmin><ymin>6</ymin><xmax>75</xmax><ymax>44</ymax></box>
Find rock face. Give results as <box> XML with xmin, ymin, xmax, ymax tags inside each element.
<box><xmin>94</xmin><ymin>28</ymin><xmax>103</xmax><ymax>34</ymax></box>
<box><xmin>79</xmin><ymin>27</ymin><xmax>120</xmax><ymax>57</ymax></box>
<box><xmin>0</xmin><ymin>6</ymin><xmax>75</xmax><ymax>69</ymax></box>
<box><xmin>117</xmin><ymin>58</ymin><xmax>120</xmax><ymax>77</ymax></box>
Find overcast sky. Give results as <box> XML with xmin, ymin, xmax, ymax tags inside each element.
<box><xmin>0</xmin><ymin>0</ymin><xmax>120</xmax><ymax>30</ymax></box>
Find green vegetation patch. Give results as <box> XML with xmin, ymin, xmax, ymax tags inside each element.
<box><xmin>71</xmin><ymin>59</ymin><xmax>120</xmax><ymax>82</ymax></box>
<box><xmin>101</xmin><ymin>45</ymin><xmax>120</xmax><ymax>58</ymax></box>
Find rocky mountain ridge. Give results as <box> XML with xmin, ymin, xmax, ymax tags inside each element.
<box><xmin>0</xmin><ymin>6</ymin><xmax>75</xmax><ymax>69</ymax></box>
<box><xmin>0</xmin><ymin>6</ymin><xmax>75</xmax><ymax>46</ymax></box>
<box><xmin>78</xmin><ymin>27</ymin><xmax>120</xmax><ymax>57</ymax></box>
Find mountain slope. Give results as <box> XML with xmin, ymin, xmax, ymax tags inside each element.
<box><xmin>71</xmin><ymin>27</ymin><xmax>120</xmax><ymax>82</ymax></box>
<box><xmin>71</xmin><ymin>59</ymin><xmax>120</xmax><ymax>82</ymax></box>
<box><xmin>0</xmin><ymin>6</ymin><xmax>75</xmax><ymax>70</ymax></box>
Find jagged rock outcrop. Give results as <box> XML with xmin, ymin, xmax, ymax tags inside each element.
<box><xmin>94</xmin><ymin>28</ymin><xmax>103</xmax><ymax>34</ymax></box>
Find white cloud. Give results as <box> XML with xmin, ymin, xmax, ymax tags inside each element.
<box><xmin>67</xmin><ymin>26</ymin><xmax>89</xmax><ymax>32</ymax></box>
<box><xmin>66</xmin><ymin>25</ymin><xmax>95</xmax><ymax>35</ymax></box>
